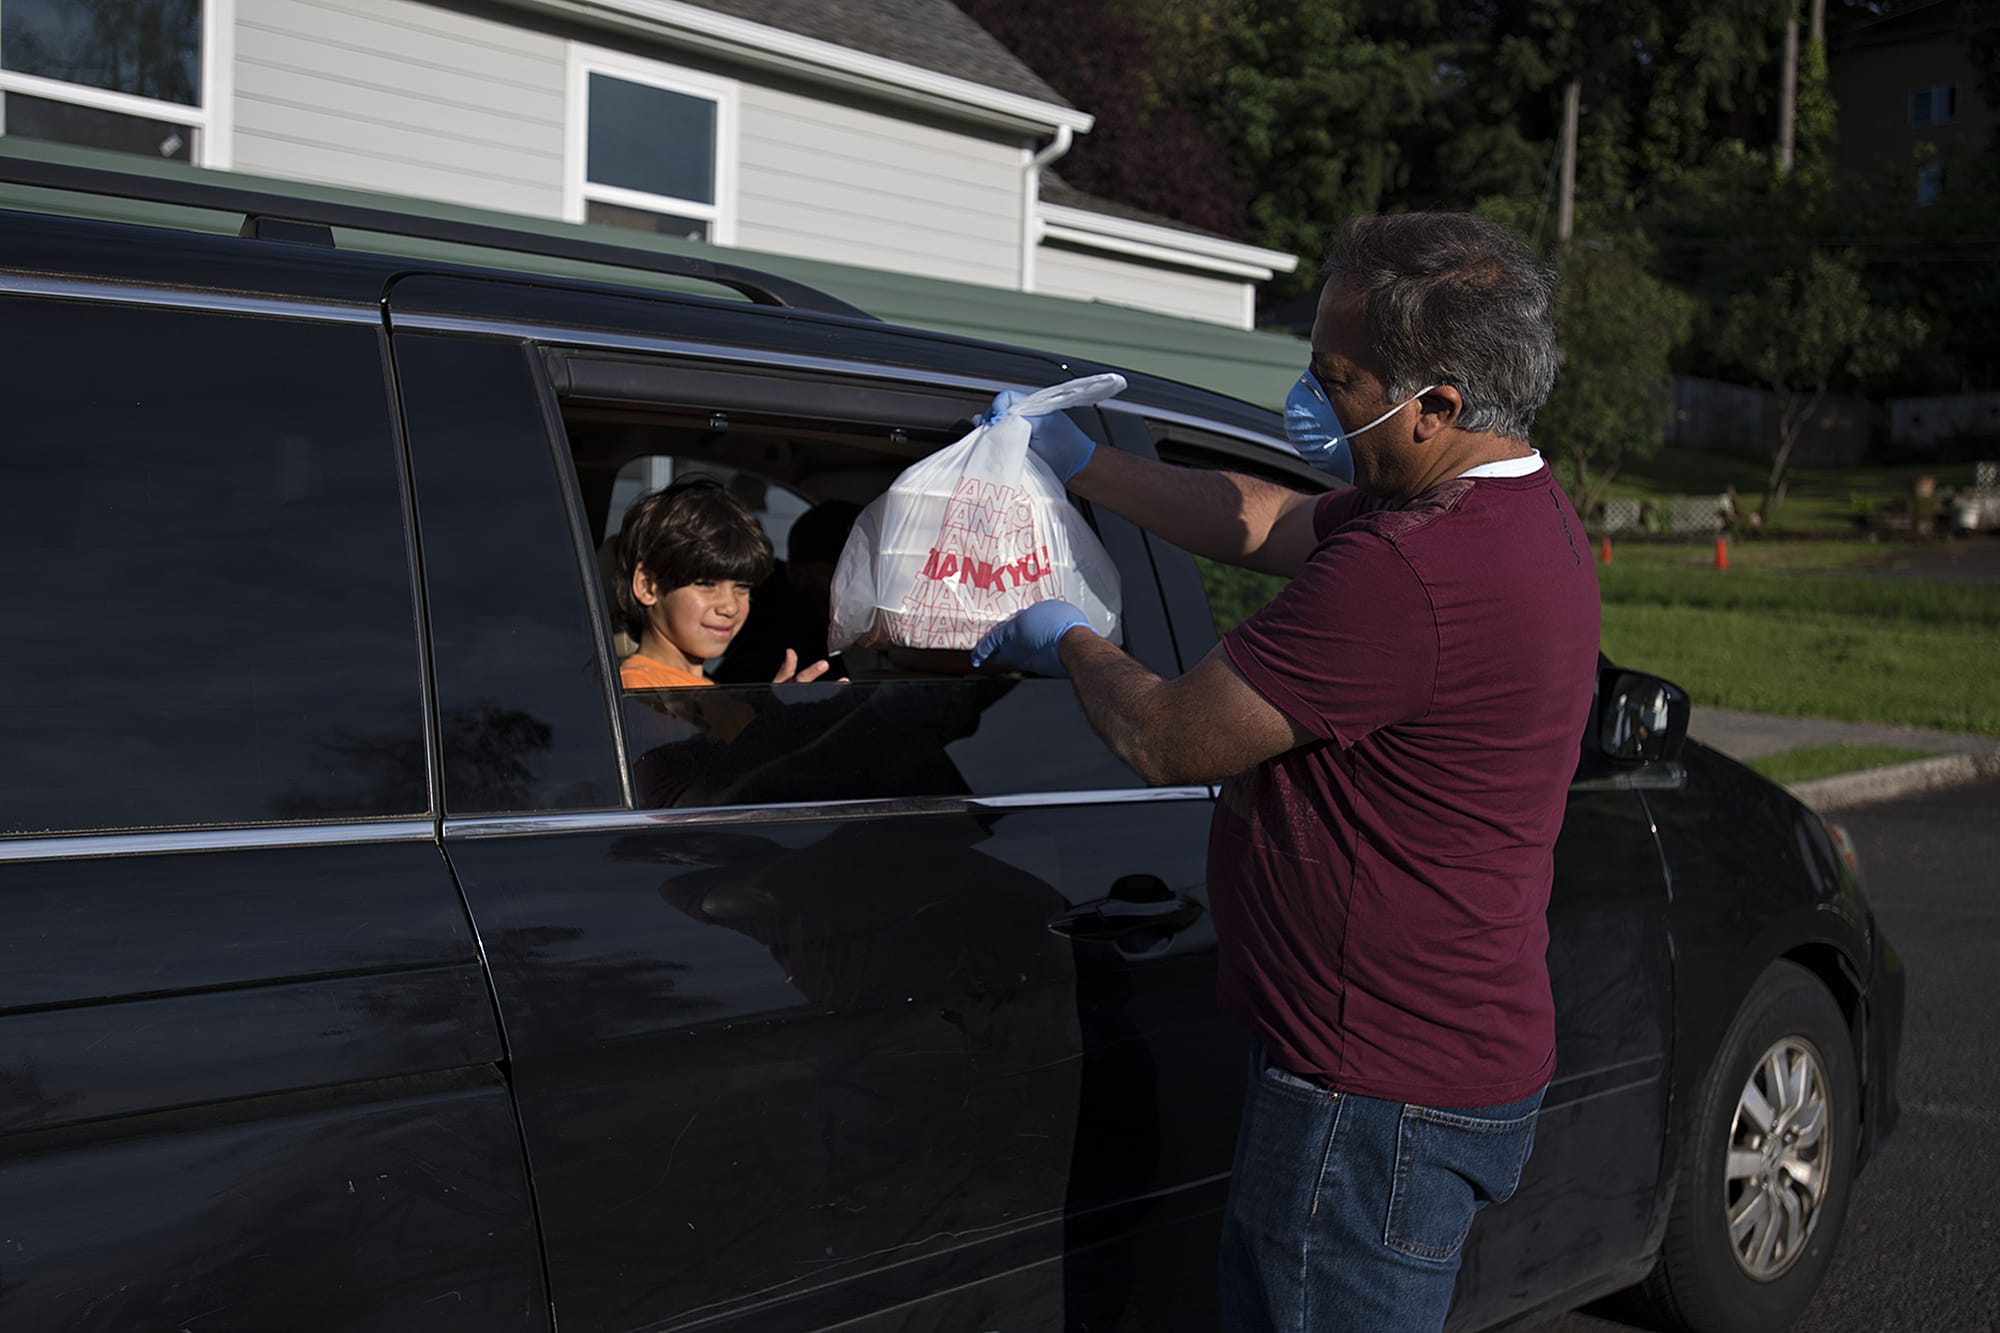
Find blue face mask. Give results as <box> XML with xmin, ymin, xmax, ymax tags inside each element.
<box><xmin>1283</xmin><ymin>372</ymin><xmax>1438</xmax><ymax>483</ymax></box>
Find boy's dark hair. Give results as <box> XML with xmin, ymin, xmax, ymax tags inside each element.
<box><xmin>614</xmin><ymin>476</ymin><xmax>774</xmax><ymax>641</ymax></box>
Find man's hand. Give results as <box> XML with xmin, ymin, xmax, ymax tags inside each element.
<box><xmin>987</xmin><ymin>389</ymin><xmax>1096</xmax><ymax>483</ymax></box>
<box><xmin>971</xmin><ymin>600</ymin><xmax>1093</xmax><ymax>677</ymax></box>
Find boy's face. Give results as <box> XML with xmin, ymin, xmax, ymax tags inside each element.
<box><xmin>636</xmin><ymin>571</ymin><xmax>753</xmax><ymax>663</ymax></box>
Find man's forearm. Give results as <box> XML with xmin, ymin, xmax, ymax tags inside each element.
<box><xmin>1066</xmin><ymin>447</ymin><xmax>1313</xmax><ymax>576</ymax></box>
<box><xmin>1055</xmin><ymin>628</ymin><xmax>1186</xmax><ymax>785</ymax></box>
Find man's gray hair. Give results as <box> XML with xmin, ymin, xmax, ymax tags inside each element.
<box><xmin>1322</xmin><ymin>213</ymin><xmax>1559</xmax><ymax>441</ymax></box>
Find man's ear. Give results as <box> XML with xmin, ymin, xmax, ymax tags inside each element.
<box><xmin>1414</xmin><ymin>385</ymin><xmax>1463</xmax><ymax>441</ymax></box>
<box><xmin>631</xmin><ymin>565</ymin><xmax>660</xmax><ymax>607</ymax></box>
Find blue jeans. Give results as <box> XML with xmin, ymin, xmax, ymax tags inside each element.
<box><xmin>1219</xmin><ymin>1046</ymin><xmax>1545</xmax><ymax>1333</ymax></box>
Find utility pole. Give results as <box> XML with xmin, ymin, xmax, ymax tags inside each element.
<box><xmin>1557</xmin><ymin>77</ymin><xmax>1580</xmax><ymax>246</ymax></box>
<box><xmin>1777</xmin><ymin>8</ymin><xmax>1799</xmax><ymax>174</ymax></box>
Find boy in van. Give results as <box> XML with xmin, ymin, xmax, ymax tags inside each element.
<box><xmin>615</xmin><ymin>476</ymin><xmax>835</xmax><ymax>688</ymax></box>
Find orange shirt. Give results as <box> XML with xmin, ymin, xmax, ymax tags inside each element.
<box><xmin>619</xmin><ymin>654</ymin><xmax>713</xmax><ymax>690</ymax></box>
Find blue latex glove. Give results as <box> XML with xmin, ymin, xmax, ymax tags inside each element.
<box><xmin>971</xmin><ymin>599</ymin><xmax>1093</xmax><ymax>677</ymax></box>
<box><xmin>986</xmin><ymin>389</ymin><xmax>1096</xmax><ymax>483</ymax></box>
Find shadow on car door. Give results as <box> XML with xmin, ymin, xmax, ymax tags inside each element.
<box><xmin>1446</xmin><ymin>782</ymin><xmax>1674</xmax><ymax>1330</ymax></box>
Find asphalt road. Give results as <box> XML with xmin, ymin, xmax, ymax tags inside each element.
<box><xmin>1536</xmin><ymin>777</ymin><xmax>2000</xmax><ymax>1333</ymax></box>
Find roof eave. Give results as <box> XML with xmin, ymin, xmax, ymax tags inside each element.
<box><xmin>1039</xmin><ymin>202</ymin><xmax>1298</xmax><ymax>280</ymax></box>
<box><xmin>492</xmin><ymin>0</ymin><xmax>1094</xmax><ymax>136</ymax></box>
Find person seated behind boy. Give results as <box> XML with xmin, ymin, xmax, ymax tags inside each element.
<box><xmin>711</xmin><ymin>498</ymin><xmax>861</xmax><ymax>684</ymax></box>
<box><xmin>615</xmin><ymin>476</ymin><xmax>835</xmax><ymax>689</ymax></box>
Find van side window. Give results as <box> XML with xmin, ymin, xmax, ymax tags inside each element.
<box><xmin>1147</xmin><ymin>419</ymin><xmax>1331</xmax><ymax>635</ymax></box>
<box><xmin>556</xmin><ymin>382</ymin><xmax>1153</xmax><ymax>807</ymax></box>
<box><xmin>0</xmin><ymin>299</ymin><xmax>426</xmax><ymax>835</ymax></box>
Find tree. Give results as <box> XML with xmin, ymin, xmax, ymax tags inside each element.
<box><xmin>965</xmin><ymin>0</ymin><xmax>1818</xmax><ymax>309</ymax></box>
<box><xmin>1711</xmin><ymin>250</ymin><xmax>1926</xmax><ymax>523</ymax></box>
<box><xmin>953</xmin><ymin>0</ymin><xmax>1249</xmax><ymax>238</ymax></box>
<box><xmin>1535</xmin><ymin>229</ymin><xmax>1694</xmax><ymax>517</ymax></box>
<box><xmin>0</xmin><ymin>0</ymin><xmax>201</xmax><ymax>106</ymax></box>
<box><xmin>1214</xmin><ymin>1</ymin><xmax>1419</xmax><ymax>296</ymax></box>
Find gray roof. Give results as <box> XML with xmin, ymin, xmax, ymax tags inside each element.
<box><xmin>675</xmin><ymin>0</ymin><xmax>1072</xmax><ymax>107</ymax></box>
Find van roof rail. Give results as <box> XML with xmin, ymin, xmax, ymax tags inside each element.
<box><xmin>0</xmin><ymin>153</ymin><xmax>876</xmax><ymax>321</ymax></box>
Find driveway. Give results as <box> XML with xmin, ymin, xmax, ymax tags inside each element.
<box><xmin>1844</xmin><ymin>536</ymin><xmax>2000</xmax><ymax>585</ymax></box>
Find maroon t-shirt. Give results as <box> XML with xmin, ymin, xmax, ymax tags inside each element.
<box><xmin>1215</xmin><ymin>468</ymin><xmax>1599</xmax><ymax>1107</ymax></box>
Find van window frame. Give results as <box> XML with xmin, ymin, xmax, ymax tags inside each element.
<box><xmin>527</xmin><ymin>338</ymin><xmax>1181</xmax><ymax>813</ymax></box>
<box><xmin>0</xmin><ymin>287</ymin><xmax>433</xmax><ymax>838</ymax></box>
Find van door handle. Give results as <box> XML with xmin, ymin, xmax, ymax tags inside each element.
<box><xmin>1045</xmin><ymin>874</ymin><xmax>1204</xmax><ymax>941</ymax></box>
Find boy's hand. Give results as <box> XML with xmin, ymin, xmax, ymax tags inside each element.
<box><xmin>986</xmin><ymin>390</ymin><xmax>1096</xmax><ymax>483</ymax></box>
<box><xmin>773</xmin><ymin>650</ymin><xmax>844</xmax><ymax>684</ymax></box>
<box><xmin>971</xmin><ymin>600</ymin><xmax>1093</xmax><ymax>677</ymax></box>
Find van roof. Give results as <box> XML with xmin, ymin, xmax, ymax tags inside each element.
<box><xmin>0</xmin><ymin>141</ymin><xmax>1308</xmax><ymax>412</ymax></box>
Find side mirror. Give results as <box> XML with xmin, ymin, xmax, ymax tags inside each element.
<box><xmin>1597</xmin><ymin>671</ymin><xmax>1690</xmax><ymax>764</ymax></box>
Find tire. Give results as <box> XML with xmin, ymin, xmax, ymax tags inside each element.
<box><xmin>1639</xmin><ymin>960</ymin><xmax>1859</xmax><ymax>1333</ymax></box>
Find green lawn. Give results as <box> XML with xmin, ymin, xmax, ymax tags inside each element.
<box><xmin>1600</xmin><ymin>455</ymin><xmax>1982</xmax><ymax>536</ymax></box>
<box><xmin>1601</xmin><ymin>539</ymin><xmax>1904</xmax><ymax>574</ymax></box>
<box><xmin>1600</xmin><ymin>603</ymin><xmax>1999</xmax><ymax>735</ymax></box>
<box><xmin>1597</xmin><ymin>562</ymin><xmax>2000</xmax><ymax>629</ymax></box>
<box><xmin>1597</xmin><ymin>555</ymin><xmax>2000</xmax><ymax>735</ymax></box>
<box><xmin>1746</xmin><ymin>744</ymin><xmax>1939</xmax><ymax>786</ymax></box>
<box><xmin>1201</xmin><ymin>544</ymin><xmax>2000</xmax><ymax>739</ymax></box>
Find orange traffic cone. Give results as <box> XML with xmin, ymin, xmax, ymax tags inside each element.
<box><xmin>1714</xmin><ymin>535</ymin><xmax>1729</xmax><ymax>571</ymax></box>
<box><xmin>1599</xmin><ymin>534</ymin><xmax>1613</xmax><ymax>565</ymax></box>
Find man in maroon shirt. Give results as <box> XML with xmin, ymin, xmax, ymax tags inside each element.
<box><xmin>975</xmin><ymin>213</ymin><xmax>1600</xmax><ymax>1331</ymax></box>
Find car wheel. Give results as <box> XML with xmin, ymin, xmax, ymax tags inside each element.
<box><xmin>1640</xmin><ymin>960</ymin><xmax>1859</xmax><ymax>1333</ymax></box>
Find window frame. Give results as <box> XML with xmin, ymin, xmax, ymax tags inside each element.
<box><xmin>1916</xmin><ymin>161</ymin><xmax>1944</xmax><ymax>206</ymax></box>
<box><xmin>1126</xmin><ymin>409</ymin><xmax>1327</xmax><ymax>651</ymax></box>
<box><xmin>0</xmin><ymin>0</ymin><xmax>235</xmax><ymax>167</ymax></box>
<box><xmin>538</xmin><ymin>347</ymin><xmax>1181</xmax><ymax>810</ymax></box>
<box><xmin>1908</xmin><ymin>82</ymin><xmax>1958</xmax><ymax>129</ymax></box>
<box><xmin>563</xmin><ymin>43</ymin><xmax>738</xmax><ymax>245</ymax></box>
<box><xmin>0</xmin><ymin>288</ymin><xmax>432</xmax><ymax>838</ymax></box>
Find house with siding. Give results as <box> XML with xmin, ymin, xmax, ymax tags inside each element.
<box><xmin>0</xmin><ymin>0</ymin><xmax>1295</xmax><ymax>330</ymax></box>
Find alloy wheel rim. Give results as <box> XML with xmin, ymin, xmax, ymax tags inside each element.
<box><xmin>1724</xmin><ymin>1035</ymin><xmax>1833</xmax><ymax>1281</ymax></box>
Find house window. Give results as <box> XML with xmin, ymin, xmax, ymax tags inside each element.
<box><xmin>0</xmin><ymin>0</ymin><xmax>229</xmax><ymax>166</ymax></box>
<box><xmin>568</xmin><ymin>47</ymin><xmax>736</xmax><ymax>244</ymax></box>
<box><xmin>1909</xmin><ymin>83</ymin><xmax>1958</xmax><ymax>128</ymax></box>
<box><xmin>1917</xmin><ymin>162</ymin><xmax>1944</xmax><ymax>206</ymax></box>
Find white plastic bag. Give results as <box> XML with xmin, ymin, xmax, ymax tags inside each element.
<box><xmin>829</xmin><ymin>374</ymin><xmax>1126</xmax><ymax>653</ymax></box>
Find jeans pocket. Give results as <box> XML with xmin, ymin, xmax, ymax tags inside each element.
<box><xmin>1261</xmin><ymin>1062</ymin><xmax>1334</xmax><ymax>1099</ymax></box>
<box><xmin>1383</xmin><ymin>1098</ymin><xmax>1542</xmax><ymax>1262</ymax></box>
<box><xmin>1250</xmin><ymin>1044</ymin><xmax>1337</xmax><ymax>1105</ymax></box>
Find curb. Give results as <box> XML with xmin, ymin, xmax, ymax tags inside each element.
<box><xmin>1788</xmin><ymin>748</ymin><xmax>2000</xmax><ymax>813</ymax></box>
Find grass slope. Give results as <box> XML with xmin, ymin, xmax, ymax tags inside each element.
<box><xmin>1599</xmin><ymin>603</ymin><xmax>1998</xmax><ymax>735</ymax></box>
<box><xmin>1202</xmin><ymin>547</ymin><xmax>2000</xmax><ymax>738</ymax></box>
<box><xmin>1747</xmin><ymin>744</ymin><xmax>1939</xmax><ymax>786</ymax></box>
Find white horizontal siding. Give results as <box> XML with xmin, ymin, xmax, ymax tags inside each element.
<box><xmin>231</xmin><ymin>0</ymin><xmax>565</xmax><ymax>215</ymax></box>
<box><xmin>733</xmin><ymin>82</ymin><xmax>1025</xmax><ymax>289</ymax></box>
<box><xmin>1036</xmin><ymin>244</ymin><xmax>1250</xmax><ymax>328</ymax></box>
<box><xmin>224</xmin><ymin>1</ymin><xmax>1047</xmax><ymax>291</ymax></box>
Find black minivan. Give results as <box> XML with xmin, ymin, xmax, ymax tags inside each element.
<box><xmin>0</xmin><ymin>155</ymin><xmax>1901</xmax><ymax>1333</ymax></box>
